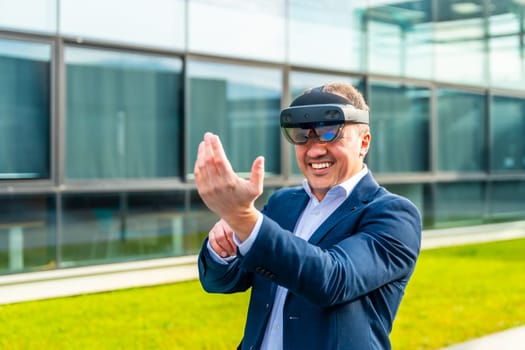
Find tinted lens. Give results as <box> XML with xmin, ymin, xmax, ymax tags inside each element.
<box><xmin>315</xmin><ymin>124</ymin><xmax>341</xmax><ymax>142</ymax></box>
<box><xmin>281</xmin><ymin>123</ymin><xmax>343</xmax><ymax>145</ymax></box>
<box><xmin>283</xmin><ymin>127</ymin><xmax>310</xmax><ymax>144</ymax></box>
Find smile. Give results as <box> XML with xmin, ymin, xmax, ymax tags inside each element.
<box><xmin>310</xmin><ymin>162</ymin><xmax>333</xmax><ymax>170</ymax></box>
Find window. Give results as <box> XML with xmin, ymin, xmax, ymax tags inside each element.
<box><xmin>188</xmin><ymin>0</ymin><xmax>285</xmax><ymax>62</ymax></box>
<box><xmin>289</xmin><ymin>0</ymin><xmax>365</xmax><ymax>71</ymax></box>
<box><xmin>434</xmin><ymin>182</ymin><xmax>485</xmax><ymax>228</ymax></box>
<box><xmin>187</xmin><ymin>60</ymin><xmax>282</xmax><ymax>176</ymax></box>
<box><xmin>490</xmin><ymin>95</ymin><xmax>525</xmax><ymax>172</ymax></box>
<box><xmin>489</xmin><ymin>181</ymin><xmax>525</xmax><ymax>220</ymax></box>
<box><xmin>434</xmin><ymin>0</ymin><xmax>487</xmax><ymax>85</ymax></box>
<box><xmin>60</xmin><ymin>0</ymin><xmax>185</xmax><ymax>50</ymax></box>
<box><xmin>65</xmin><ymin>47</ymin><xmax>183</xmax><ymax>179</ymax></box>
<box><xmin>0</xmin><ymin>38</ymin><xmax>51</xmax><ymax>179</ymax></box>
<box><xmin>60</xmin><ymin>191</ymin><xmax>188</xmax><ymax>266</ymax></box>
<box><xmin>368</xmin><ymin>81</ymin><xmax>430</xmax><ymax>173</ymax></box>
<box><xmin>0</xmin><ymin>0</ymin><xmax>57</xmax><ymax>33</ymax></box>
<box><xmin>489</xmin><ymin>0</ymin><xmax>525</xmax><ymax>90</ymax></box>
<box><xmin>437</xmin><ymin>89</ymin><xmax>486</xmax><ymax>172</ymax></box>
<box><xmin>366</xmin><ymin>0</ymin><xmax>433</xmax><ymax>79</ymax></box>
<box><xmin>0</xmin><ymin>194</ymin><xmax>55</xmax><ymax>273</ymax></box>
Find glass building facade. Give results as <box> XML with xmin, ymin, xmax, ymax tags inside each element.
<box><xmin>1</xmin><ymin>0</ymin><xmax>525</xmax><ymax>275</ymax></box>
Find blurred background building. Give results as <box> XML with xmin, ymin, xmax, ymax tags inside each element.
<box><xmin>1</xmin><ymin>0</ymin><xmax>524</xmax><ymax>277</ymax></box>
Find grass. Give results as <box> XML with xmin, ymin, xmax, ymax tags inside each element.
<box><xmin>1</xmin><ymin>238</ymin><xmax>525</xmax><ymax>349</ymax></box>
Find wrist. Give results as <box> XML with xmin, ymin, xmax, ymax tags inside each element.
<box><xmin>225</xmin><ymin>208</ymin><xmax>259</xmax><ymax>242</ymax></box>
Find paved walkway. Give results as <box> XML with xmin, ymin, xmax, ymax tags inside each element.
<box><xmin>441</xmin><ymin>325</ymin><xmax>525</xmax><ymax>350</ymax></box>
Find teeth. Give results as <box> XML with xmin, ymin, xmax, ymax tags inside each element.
<box><xmin>311</xmin><ymin>162</ymin><xmax>331</xmax><ymax>169</ymax></box>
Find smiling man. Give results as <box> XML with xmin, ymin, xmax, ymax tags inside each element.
<box><xmin>194</xmin><ymin>82</ymin><xmax>422</xmax><ymax>350</ymax></box>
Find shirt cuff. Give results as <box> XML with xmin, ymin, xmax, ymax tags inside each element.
<box><xmin>235</xmin><ymin>211</ymin><xmax>263</xmax><ymax>256</ymax></box>
<box><xmin>206</xmin><ymin>240</ymin><xmax>236</xmax><ymax>265</ymax></box>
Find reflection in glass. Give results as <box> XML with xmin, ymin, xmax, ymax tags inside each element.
<box><xmin>0</xmin><ymin>39</ymin><xmax>51</xmax><ymax>179</ymax></box>
<box><xmin>0</xmin><ymin>0</ymin><xmax>57</xmax><ymax>33</ymax></box>
<box><xmin>366</xmin><ymin>0</ymin><xmax>433</xmax><ymax>79</ymax></box>
<box><xmin>489</xmin><ymin>181</ymin><xmax>525</xmax><ymax>220</ymax></box>
<box><xmin>60</xmin><ymin>191</ymin><xmax>190</xmax><ymax>266</ymax></box>
<box><xmin>188</xmin><ymin>0</ymin><xmax>285</xmax><ymax>62</ymax></box>
<box><xmin>490</xmin><ymin>95</ymin><xmax>525</xmax><ymax>172</ymax></box>
<box><xmin>368</xmin><ymin>81</ymin><xmax>430</xmax><ymax>173</ymax></box>
<box><xmin>65</xmin><ymin>47</ymin><xmax>183</xmax><ymax>179</ymax></box>
<box><xmin>489</xmin><ymin>0</ymin><xmax>525</xmax><ymax>90</ymax></box>
<box><xmin>434</xmin><ymin>182</ymin><xmax>485</xmax><ymax>228</ymax></box>
<box><xmin>289</xmin><ymin>0</ymin><xmax>365</xmax><ymax>71</ymax></box>
<box><xmin>60</xmin><ymin>0</ymin><xmax>185</xmax><ymax>50</ymax></box>
<box><xmin>434</xmin><ymin>0</ymin><xmax>487</xmax><ymax>85</ymax></box>
<box><xmin>187</xmin><ymin>60</ymin><xmax>282</xmax><ymax>176</ymax></box>
<box><xmin>288</xmin><ymin>72</ymin><xmax>365</xmax><ymax>176</ymax></box>
<box><xmin>0</xmin><ymin>195</ymin><xmax>55</xmax><ymax>274</ymax></box>
<box><xmin>437</xmin><ymin>89</ymin><xmax>486</xmax><ymax>172</ymax></box>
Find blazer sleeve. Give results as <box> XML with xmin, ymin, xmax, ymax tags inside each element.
<box><xmin>198</xmin><ymin>239</ymin><xmax>253</xmax><ymax>294</ymax></box>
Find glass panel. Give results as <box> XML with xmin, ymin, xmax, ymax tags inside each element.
<box><xmin>0</xmin><ymin>38</ymin><xmax>51</xmax><ymax>179</ymax></box>
<box><xmin>368</xmin><ymin>81</ymin><xmax>430</xmax><ymax>173</ymax></box>
<box><xmin>489</xmin><ymin>181</ymin><xmax>525</xmax><ymax>221</ymax></box>
<box><xmin>188</xmin><ymin>0</ymin><xmax>285</xmax><ymax>62</ymax></box>
<box><xmin>60</xmin><ymin>191</ymin><xmax>189</xmax><ymax>267</ymax></box>
<box><xmin>434</xmin><ymin>181</ymin><xmax>485</xmax><ymax>228</ymax></box>
<box><xmin>288</xmin><ymin>72</ymin><xmax>365</xmax><ymax>176</ymax></box>
<box><xmin>289</xmin><ymin>0</ymin><xmax>365</xmax><ymax>71</ymax></box>
<box><xmin>490</xmin><ymin>95</ymin><xmax>525</xmax><ymax>172</ymax></box>
<box><xmin>60</xmin><ymin>0</ymin><xmax>185</xmax><ymax>50</ymax></box>
<box><xmin>366</xmin><ymin>0</ymin><xmax>433</xmax><ymax>79</ymax></box>
<box><xmin>187</xmin><ymin>60</ymin><xmax>282</xmax><ymax>176</ymax></box>
<box><xmin>65</xmin><ymin>47</ymin><xmax>183</xmax><ymax>179</ymax></box>
<box><xmin>0</xmin><ymin>195</ymin><xmax>56</xmax><ymax>275</ymax></box>
<box><xmin>437</xmin><ymin>89</ymin><xmax>486</xmax><ymax>172</ymax></box>
<box><xmin>489</xmin><ymin>0</ymin><xmax>525</xmax><ymax>90</ymax></box>
<box><xmin>434</xmin><ymin>0</ymin><xmax>487</xmax><ymax>85</ymax></box>
<box><xmin>0</xmin><ymin>0</ymin><xmax>57</xmax><ymax>33</ymax></box>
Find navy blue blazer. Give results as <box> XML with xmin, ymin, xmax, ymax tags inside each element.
<box><xmin>198</xmin><ymin>172</ymin><xmax>422</xmax><ymax>350</ymax></box>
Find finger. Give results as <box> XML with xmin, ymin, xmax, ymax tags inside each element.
<box><xmin>209</xmin><ymin>230</ymin><xmax>230</xmax><ymax>258</ymax></box>
<box><xmin>194</xmin><ymin>141</ymin><xmax>206</xmax><ymax>179</ymax></box>
<box><xmin>214</xmin><ymin>229</ymin><xmax>236</xmax><ymax>256</ymax></box>
<box><xmin>209</xmin><ymin>222</ymin><xmax>237</xmax><ymax>257</ymax></box>
<box><xmin>250</xmin><ymin>156</ymin><xmax>265</xmax><ymax>194</ymax></box>
<box><xmin>206</xmin><ymin>133</ymin><xmax>234</xmax><ymax>175</ymax></box>
<box><xmin>223</xmin><ymin>231</ymin><xmax>237</xmax><ymax>255</ymax></box>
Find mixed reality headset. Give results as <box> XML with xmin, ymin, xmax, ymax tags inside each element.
<box><xmin>280</xmin><ymin>88</ymin><xmax>369</xmax><ymax>145</ymax></box>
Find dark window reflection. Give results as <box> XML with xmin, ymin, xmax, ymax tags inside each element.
<box><xmin>368</xmin><ymin>82</ymin><xmax>430</xmax><ymax>173</ymax></box>
<box><xmin>0</xmin><ymin>39</ymin><xmax>51</xmax><ymax>179</ymax></box>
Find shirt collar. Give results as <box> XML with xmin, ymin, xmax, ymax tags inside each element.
<box><xmin>302</xmin><ymin>164</ymin><xmax>369</xmax><ymax>201</ymax></box>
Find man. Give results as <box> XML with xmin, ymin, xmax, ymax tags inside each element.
<box><xmin>194</xmin><ymin>82</ymin><xmax>422</xmax><ymax>350</ymax></box>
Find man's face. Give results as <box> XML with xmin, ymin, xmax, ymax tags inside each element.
<box><xmin>294</xmin><ymin>124</ymin><xmax>370</xmax><ymax>201</ymax></box>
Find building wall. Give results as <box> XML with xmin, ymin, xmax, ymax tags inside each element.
<box><xmin>1</xmin><ymin>0</ymin><xmax>525</xmax><ymax>275</ymax></box>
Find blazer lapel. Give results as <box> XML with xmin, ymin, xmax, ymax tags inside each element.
<box><xmin>278</xmin><ymin>189</ymin><xmax>310</xmax><ymax>232</ymax></box>
<box><xmin>308</xmin><ymin>173</ymin><xmax>380</xmax><ymax>245</ymax></box>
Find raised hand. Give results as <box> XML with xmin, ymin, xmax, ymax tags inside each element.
<box><xmin>194</xmin><ymin>132</ymin><xmax>264</xmax><ymax>241</ymax></box>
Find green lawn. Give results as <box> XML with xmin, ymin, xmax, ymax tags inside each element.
<box><xmin>1</xmin><ymin>238</ymin><xmax>525</xmax><ymax>350</ymax></box>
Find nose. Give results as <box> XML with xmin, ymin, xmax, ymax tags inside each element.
<box><xmin>305</xmin><ymin>137</ymin><xmax>328</xmax><ymax>156</ymax></box>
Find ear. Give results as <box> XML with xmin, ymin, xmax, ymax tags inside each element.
<box><xmin>360</xmin><ymin>131</ymin><xmax>371</xmax><ymax>158</ymax></box>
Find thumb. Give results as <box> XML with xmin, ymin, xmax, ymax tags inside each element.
<box><xmin>250</xmin><ymin>156</ymin><xmax>265</xmax><ymax>193</ymax></box>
